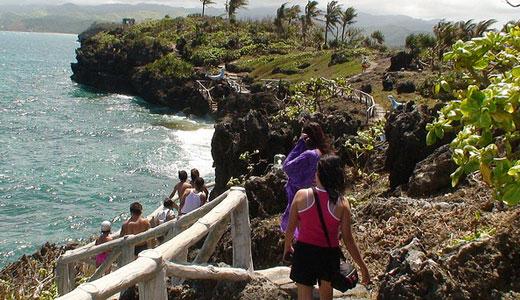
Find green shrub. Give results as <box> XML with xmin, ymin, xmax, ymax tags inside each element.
<box><xmin>144</xmin><ymin>53</ymin><xmax>194</xmax><ymax>81</ymax></box>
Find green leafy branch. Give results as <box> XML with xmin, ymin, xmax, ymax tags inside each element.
<box><xmin>427</xmin><ymin>25</ymin><xmax>520</xmax><ymax>206</ymax></box>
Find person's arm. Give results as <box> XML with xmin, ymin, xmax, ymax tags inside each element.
<box><xmin>169</xmin><ymin>183</ymin><xmax>179</xmax><ymax>199</ymax></box>
<box><xmin>340</xmin><ymin>197</ymin><xmax>370</xmax><ymax>285</ymax></box>
<box><xmin>282</xmin><ymin>138</ymin><xmax>307</xmax><ymax>172</ymax></box>
<box><xmin>120</xmin><ymin>222</ymin><xmax>127</xmax><ymax>238</ymax></box>
<box><xmin>283</xmin><ymin>190</ymin><xmax>304</xmax><ymax>260</ymax></box>
<box><xmin>203</xmin><ymin>185</ymin><xmax>209</xmax><ymax>198</ymax></box>
<box><xmin>200</xmin><ymin>193</ymin><xmax>207</xmax><ymax>206</ymax></box>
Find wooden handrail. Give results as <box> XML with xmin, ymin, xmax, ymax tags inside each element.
<box><xmin>55</xmin><ymin>187</ymin><xmax>251</xmax><ymax>300</ymax></box>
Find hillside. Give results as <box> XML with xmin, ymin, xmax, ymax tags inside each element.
<box><xmin>0</xmin><ymin>3</ymin><xmax>436</xmax><ymax>46</ymax></box>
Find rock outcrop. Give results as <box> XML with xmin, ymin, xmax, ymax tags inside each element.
<box><xmin>377</xmin><ymin>211</ymin><xmax>520</xmax><ymax>299</ymax></box>
<box><xmin>384</xmin><ymin>102</ymin><xmax>451</xmax><ymax>190</ymax></box>
<box><xmin>71</xmin><ymin>28</ymin><xmax>213</xmax><ymax>117</ymax></box>
<box><xmin>407</xmin><ymin>144</ymin><xmax>458</xmax><ymax>197</ymax></box>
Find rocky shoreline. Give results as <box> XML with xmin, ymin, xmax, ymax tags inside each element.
<box><xmin>3</xmin><ymin>21</ymin><xmax>520</xmax><ymax>300</ymax></box>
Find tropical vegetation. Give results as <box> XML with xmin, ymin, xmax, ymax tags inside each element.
<box><xmin>426</xmin><ymin>25</ymin><xmax>520</xmax><ymax>206</ymax></box>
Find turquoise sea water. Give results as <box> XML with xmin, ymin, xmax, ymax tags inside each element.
<box><xmin>0</xmin><ymin>31</ymin><xmax>215</xmax><ymax>267</ymax></box>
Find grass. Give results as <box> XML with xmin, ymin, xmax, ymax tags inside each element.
<box><xmin>238</xmin><ymin>50</ymin><xmax>362</xmax><ymax>83</ymax></box>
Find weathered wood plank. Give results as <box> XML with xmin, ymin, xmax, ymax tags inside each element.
<box><xmin>194</xmin><ymin>215</ymin><xmax>230</xmax><ymax>264</ymax></box>
<box><xmin>165</xmin><ymin>261</ymin><xmax>251</xmax><ymax>281</ymax></box>
<box><xmin>230</xmin><ymin>187</ymin><xmax>253</xmax><ymax>272</ymax></box>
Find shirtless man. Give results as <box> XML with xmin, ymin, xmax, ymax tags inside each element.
<box><xmin>168</xmin><ymin>170</ymin><xmax>191</xmax><ymax>200</ymax></box>
<box><xmin>120</xmin><ymin>202</ymin><xmax>151</xmax><ymax>257</ymax></box>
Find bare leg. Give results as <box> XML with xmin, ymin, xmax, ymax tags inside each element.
<box><xmin>319</xmin><ymin>280</ymin><xmax>333</xmax><ymax>300</ymax></box>
<box><xmin>297</xmin><ymin>283</ymin><xmax>314</xmax><ymax>300</ymax></box>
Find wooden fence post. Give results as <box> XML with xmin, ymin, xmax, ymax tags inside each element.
<box><xmin>194</xmin><ymin>215</ymin><xmax>230</xmax><ymax>264</ymax></box>
<box><xmin>119</xmin><ymin>235</ymin><xmax>135</xmax><ymax>268</ymax></box>
<box><xmin>57</xmin><ymin>260</ymin><xmax>72</xmax><ymax>295</ymax></box>
<box><xmin>230</xmin><ymin>187</ymin><xmax>253</xmax><ymax>272</ymax></box>
<box><xmin>138</xmin><ymin>249</ymin><xmax>167</xmax><ymax>300</ymax></box>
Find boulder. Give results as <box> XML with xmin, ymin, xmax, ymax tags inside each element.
<box><xmin>244</xmin><ymin>168</ymin><xmax>288</xmax><ymax>219</ymax></box>
<box><xmin>377</xmin><ymin>238</ymin><xmax>465</xmax><ymax>300</ymax></box>
<box><xmin>407</xmin><ymin>145</ymin><xmax>458</xmax><ymax>197</ymax></box>
<box><xmin>389</xmin><ymin>51</ymin><xmax>414</xmax><ymax>71</ymax></box>
<box><xmin>397</xmin><ymin>81</ymin><xmax>416</xmax><ymax>94</ymax></box>
<box><xmin>361</xmin><ymin>84</ymin><xmax>372</xmax><ymax>94</ymax></box>
<box><xmin>384</xmin><ymin>102</ymin><xmax>451</xmax><ymax>190</ymax></box>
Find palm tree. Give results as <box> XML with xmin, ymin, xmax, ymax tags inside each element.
<box><xmin>286</xmin><ymin>5</ymin><xmax>301</xmax><ymax>25</ymax></box>
<box><xmin>371</xmin><ymin>30</ymin><xmax>385</xmax><ymax>44</ymax></box>
<box><xmin>227</xmin><ymin>0</ymin><xmax>248</xmax><ymax>20</ymax></box>
<box><xmin>455</xmin><ymin>19</ymin><xmax>476</xmax><ymax>41</ymax></box>
<box><xmin>303</xmin><ymin>0</ymin><xmax>321</xmax><ymax>43</ymax></box>
<box><xmin>200</xmin><ymin>0</ymin><xmax>216</xmax><ymax>17</ymax></box>
<box><xmin>473</xmin><ymin>19</ymin><xmax>497</xmax><ymax>37</ymax></box>
<box><xmin>324</xmin><ymin>1</ymin><xmax>342</xmax><ymax>48</ymax></box>
<box><xmin>434</xmin><ymin>20</ymin><xmax>457</xmax><ymax>57</ymax></box>
<box><xmin>340</xmin><ymin>7</ymin><xmax>357</xmax><ymax>43</ymax></box>
<box><xmin>274</xmin><ymin>2</ymin><xmax>289</xmax><ymax>36</ymax></box>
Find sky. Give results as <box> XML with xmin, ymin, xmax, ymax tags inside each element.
<box><xmin>2</xmin><ymin>0</ymin><xmax>519</xmax><ymax>26</ymax></box>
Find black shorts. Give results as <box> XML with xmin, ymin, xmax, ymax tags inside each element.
<box><xmin>290</xmin><ymin>241</ymin><xmax>340</xmax><ymax>286</ymax></box>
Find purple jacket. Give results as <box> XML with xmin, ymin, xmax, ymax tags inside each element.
<box><xmin>281</xmin><ymin>137</ymin><xmax>320</xmax><ymax>231</ymax></box>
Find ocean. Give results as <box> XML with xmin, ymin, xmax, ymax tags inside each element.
<box><xmin>0</xmin><ymin>31</ymin><xmax>215</xmax><ymax>267</ymax></box>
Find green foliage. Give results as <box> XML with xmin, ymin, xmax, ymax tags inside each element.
<box><xmin>143</xmin><ymin>53</ymin><xmax>194</xmax><ymax>81</ymax></box>
<box><xmin>451</xmin><ymin>227</ymin><xmax>496</xmax><ymax>246</ymax></box>
<box><xmin>227</xmin><ymin>150</ymin><xmax>260</xmax><ymax>187</ymax></box>
<box><xmin>344</xmin><ymin>120</ymin><xmax>386</xmax><ymax>176</ymax></box>
<box><xmin>427</xmin><ymin>26</ymin><xmax>520</xmax><ymax>206</ymax></box>
<box><xmin>274</xmin><ymin>77</ymin><xmax>351</xmax><ymax>120</ymax></box>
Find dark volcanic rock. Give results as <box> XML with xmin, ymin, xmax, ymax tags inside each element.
<box><xmin>384</xmin><ymin>102</ymin><xmax>450</xmax><ymax>190</ymax></box>
<box><xmin>361</xmin><ymin>83</ymin><xmax>372</xmax><ymax>94</ymax></box>
<box><xmin>377</xmin><ymin>212</ymin><xmax>520</xmax><ymax>299</ymax></box>
<box><xmin>71</xmin><ymin>29</ymin><xmax>211</xmax><ymax>116</ymax></box>
<box><xmin>245</xmin><ymin>168</ymin><xmax>287</xmax><ymax>219</ymax></box>
<box><xmin>377</xmin><ymin>238</ymin><xmax>465</xmax><ymax>300</ymax></box>
<box><xmin>396</xmin><ymin>81</ymin><xmax>416</xmax><ymax>94</ymax></box>
<box><xmin>408</xmin><ymin>145</ymin><xmax>458</xmax><ymax>197</ymax></box>
<box><xmin>389</xmin><ymin>51</ymin><xmax>414</xmax><ymax>71</ymax></box>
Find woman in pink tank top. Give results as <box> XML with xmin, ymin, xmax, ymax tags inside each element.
<box><xmin>283</xmin><ymin>154</ymin><xmax>370</xmax><ymax>300</ymax></box>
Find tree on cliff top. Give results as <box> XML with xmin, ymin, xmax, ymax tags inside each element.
<box><xmin>427</xmin><ymin>25</ymin><xmax>520</xmax><ymax>206</ymax></box>
<box><xmin>201</xmin><ymin>0</ymin><xmax>216</xmax><ymax>17</ymax></box>
<box><xmin>226</xmin><ymin>0</ymin><xmax>248</xmax><ymax>21</ymax></box>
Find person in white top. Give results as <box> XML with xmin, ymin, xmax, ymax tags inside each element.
<box><xmin>179</xmin><ymin>177</ymin><xmax>207</xmax><ymax>215</ymax></box>
<box><xmin>156</xmin><ymin>198</ymin><xmax>175</xmax><ymax>224</ymax></box>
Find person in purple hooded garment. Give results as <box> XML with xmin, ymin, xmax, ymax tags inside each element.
<box><xmin>281</xmin><ymin>122</ymin><xmax>332</xmax><ymax>233</ymax></box>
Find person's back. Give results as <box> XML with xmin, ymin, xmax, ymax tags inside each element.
<box><xmin>169</xmin><ymin>170</ymin><xmax>191</xmax><ymax>200</ymax></box>
<box><xmin>180</xmin><ymin>177</ymin><xmax>207</xmax><ymax>215</ymax></box>
<box><xmin>121</xmin><ymin>202</ymin><xmax>151</xmax><ymax>256</ymax></box>
<box><xmin>157</xmin><ymin>199</ymin><xmax>175</xmax><ymax>224</ymax></box>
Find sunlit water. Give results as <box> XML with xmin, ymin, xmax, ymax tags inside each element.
<box><xmin>0</xmin><ymin>31</ymin><xmax>214</xmax><ymax>267</ymax></box>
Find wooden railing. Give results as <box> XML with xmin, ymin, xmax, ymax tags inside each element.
<box><xmin>55</xmin><ymin>186</ymin><xmax>252</xmax><ymax>300</ymax></box>
<box><xmin>319</xmin><ymin>77</ymin><xmax>377</xmax><ymax>124</ymax></box>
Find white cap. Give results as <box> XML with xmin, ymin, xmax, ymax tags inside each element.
<box><xmin>101</xmin><ymin>221</ymin><xmax>111</xmax><ymax>232</ymax></box>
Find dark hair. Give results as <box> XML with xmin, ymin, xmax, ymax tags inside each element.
<box><xmin>302</xmin><ymin>122</ymin><xmax>331</xmax><ymax>154</ymax></box>
<box><xmin>190</xmin><ymin>168</ymin><xmax>200</xmax><ymax>182</ymax></box>
<box><xmin>317</xmin><ymin>154</ymin><xmax>346</xmax><ymax>204</ymax></box>
<box><xmin>178</xmin><ymin>170</ymin><xmax>187</xmax><ymax>181</ymax></box>
<box><xmin>163</xmin><ymin>198</ymin><xmax>174</xmax><ymax>208</ymax></box>
<box><xmin>194</xmin><ymin>177</ymin><xmax>204</xmax><ymax>190</ymax></box>
<box><xmin>130</xmin><ymin>202</ymin><xmax>142</xmax><ymax>216</ymax></box>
